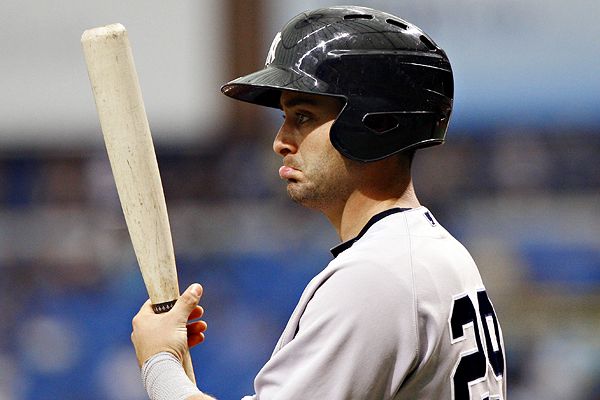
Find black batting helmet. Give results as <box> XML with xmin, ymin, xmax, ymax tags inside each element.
<box><xmin>221</xmin><ymin>6</ymin><xmax>454</xmax><ymax>162</ymax></box>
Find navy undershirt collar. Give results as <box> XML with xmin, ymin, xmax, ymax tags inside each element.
<box><xmin>330</xmin><ymin>208</ymin><xmax>411</xmax><ymax>258</ymax></box>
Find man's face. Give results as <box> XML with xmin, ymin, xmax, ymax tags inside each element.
<box><xmin>273</xmin><ymin>91</ymin><xmax>352</xmax><ymax>210</ymax></box>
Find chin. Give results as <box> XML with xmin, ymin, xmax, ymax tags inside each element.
<box><xmin>286</xmin><ymin>184</ymin><xmax>303</xmax><ymax>203</ymax></box>
<box><xmin>286</xmin><ymin>186</ymin><xmax>324</xmax><ymax>210</ymax></box>
<box><xmin>286</xmin><ymin>184</ymin><xmax>309</xmax><ymax>205</ymax></box>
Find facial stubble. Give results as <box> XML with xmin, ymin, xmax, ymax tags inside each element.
<box><xmin>285</xmin><ymin>151</ymin><xmax>353</xmax><ymax>210</ymax></box>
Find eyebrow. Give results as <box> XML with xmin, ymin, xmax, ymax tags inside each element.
<box><xmin>279</xmin><ymin>95</ymin><xmax>320</xmax><ymax>110</ymax></box>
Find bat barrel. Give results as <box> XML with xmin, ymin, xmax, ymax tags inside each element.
<box><xmin>81</xmin><ymin>24</ymin><xmax>179</xmax><ymax>306</ymax></box>
<box><xmin>82</xmin><ymin>24</ymin><xmax>195</xmax><ymax>383</ymax></box>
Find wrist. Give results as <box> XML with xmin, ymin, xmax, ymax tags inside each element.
<box><xmin>142</xmin><ymin>352</ymin><xmax>201</xmax><ymax>400</ymax></box>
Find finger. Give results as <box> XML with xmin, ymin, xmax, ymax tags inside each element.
<box><xmin>188</xmin><ymin>305</ymin><xmax>204</xmax><ymax>321</ymax></box>
<box><xmin>171</xmin><ymin>284</ymin><xmax>203</xmax><ymax>322</ymax></box>
<box><xmin>187</xmin><ymin>320</ymin><xmax>207</xmax><ymax>334</ymax></box>
<box><xmin>132</xmin><ymin>299</ymin><xmax>155</xmax><ymax>329</ymax></box>
<box><xmin>137</xmin><ymin>299</ymin><xmax>154</xmax><ymax>315</ymax></box>
<box><xmin>188</xmin><ymin>332</ymin><xmax>205</xmax><ymax>348</ymax></box>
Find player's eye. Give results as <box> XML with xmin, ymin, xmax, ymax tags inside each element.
<box><xmin>295</xmin><ymin>113</ymin><xmax>310</xmax><ymax>125</ymax></box>
<box><xmin>281</xmin><ymin>113</ymin><xmax>310</xmax><ymax>124</ymax></box>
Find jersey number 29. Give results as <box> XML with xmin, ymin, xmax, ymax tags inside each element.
<box><xmin>449</xmin><ymin>290</ymin><xmax>504</xmax><ymax>400</ymax></box>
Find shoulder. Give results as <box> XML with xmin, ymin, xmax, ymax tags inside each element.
<box><xmin>314</xmin><ymin>209</ymin><xmax>430</xmax><ymax>314</ymax></box>
<box><xmin>319</xmin><ymin>257</ymin><xmax>413</xmax><ymax>306</ymax></box>
<box><xmin>304</xmin><ymin>249</ymin><xmax>418</xmax><ymax>339</ymax></box>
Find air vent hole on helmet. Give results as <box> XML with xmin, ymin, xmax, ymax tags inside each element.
<box><xmin>419</xmin><ymin>35</ymin><xmax>437</xmax><ymax>51</ymax></box>
<box><xmin>363</xmin><ymin>114</ymin><xmax>400</xmax><ymax>135</ymax></box>
<box><xmin>386</xmin><ymin>19</ymin><xmax>408</xmax><ymax>30</ymax></box>
<box><xmin>344</xmin><ymin>14</ymin><xmax>373</xmax><ymax>20</ymax></box>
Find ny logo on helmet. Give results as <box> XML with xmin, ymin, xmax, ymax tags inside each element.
<box><xmin>265</xmin><ymin>31</ymin><xmax>282</xmax><ymax>66</ymax></box>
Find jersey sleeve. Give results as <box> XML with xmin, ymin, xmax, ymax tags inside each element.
<box><xmin>252</xmin><ymin>260</ymin><xmax>419</xmax><ymax>400</ymax></box>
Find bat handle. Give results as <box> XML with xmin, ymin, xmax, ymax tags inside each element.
<box><xmin>183</xmin><ymin>351</ymin><xmax>196</xmax><ymax>384</ymax></box>
<box><xmin>152</xmin><ymin>299</ymin><xmax>197</xmax><ymax>384</ymax></box>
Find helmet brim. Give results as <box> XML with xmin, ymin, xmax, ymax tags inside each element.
<box><xmin>220</xmin><ymin>65</ymin><xmax>331</xmax><ymax>109</ymax></box>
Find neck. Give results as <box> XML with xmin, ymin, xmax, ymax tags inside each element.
<box><xmin>324</xmin><ymin>177</ymin><xmax>420</xmax><ymax>242</ymax></box>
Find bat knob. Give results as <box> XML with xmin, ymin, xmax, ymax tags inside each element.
<box><xmin>152</xmin><ymin>300</ymin><xmax>177</xmax><ymax>314</ymax></box>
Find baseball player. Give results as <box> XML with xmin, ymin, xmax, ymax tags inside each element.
<box><xmin>131</xmin><ymin>6</ymin><xmax>507</xmax><ymax>400</ymax></box>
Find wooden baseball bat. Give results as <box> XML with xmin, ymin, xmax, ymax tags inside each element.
<box><xmin>81</xmin><ymin>23</ymin><xmax>196</xmax><ymax>383</ymax></box>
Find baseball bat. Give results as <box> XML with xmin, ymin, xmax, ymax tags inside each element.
<box><xmin>81</xmin><ymin>23</ymin><xmax>195</xmax><ymax>383</ymax></box>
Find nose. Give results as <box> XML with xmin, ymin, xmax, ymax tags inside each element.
<box><xmin>272</xmin><ymin>122</ymin><xmax>296</xmax><ymax>157</ymax></box>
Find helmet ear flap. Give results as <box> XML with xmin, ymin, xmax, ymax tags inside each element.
<box><xmin>363</xmin><ymin>113</ymin><xmax>401</xmax><ymax>135</ymax></box>
<box><xmin>363</xmin><ymin>112</ymin><xmax>442</xmax><ymax>136</ymax></box>
<box><xmin>331</xmin><ymin>109</ymin><xmax>448</xmax><ymax>162</ymax></box>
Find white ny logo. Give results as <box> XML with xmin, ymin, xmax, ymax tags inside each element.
<box><xmin>265</xmin><ymin>32</ymin><xmax>282</xmax><ymax>66</ymax></box>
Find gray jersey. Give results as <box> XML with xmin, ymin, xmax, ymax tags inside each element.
<box><xmin>243</xmin><ymin>207</ymin><xmax>506</xmax><ymax>399</ymax></box>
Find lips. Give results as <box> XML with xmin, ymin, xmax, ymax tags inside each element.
<box><xmin>278</xmin><ymin>165</ymin><xmax>300</xmax><ymax>180</ymax></box>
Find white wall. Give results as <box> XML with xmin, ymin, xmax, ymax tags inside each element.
<box><xmin>0</xmin><ymin>0</ymin><xmax>228</xmax><ymax>147</ymax></box>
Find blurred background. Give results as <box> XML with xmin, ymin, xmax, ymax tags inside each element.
<box><xmin>1</xmin><ymin>0</ymin><xmax>599</xmax><ymax>398</ymax></box>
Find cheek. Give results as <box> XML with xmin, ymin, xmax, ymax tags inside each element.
<box><xmin>303</xmin><ymin>123</ymin><xmax>335</xmax><ymax>156</ymax></box>
<box><xmin>313</xmin><ymin>143</ymin><xmax>348</xmax><ymax>183</ymax></box>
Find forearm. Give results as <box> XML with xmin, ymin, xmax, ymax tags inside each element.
<box><xmin>142</xmin><ymin>352</ymin><xmax>217</xmax><ymax>400</ymax></box>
